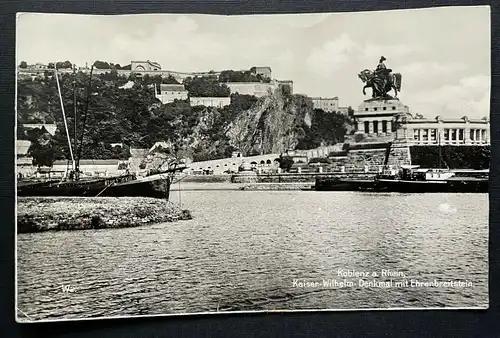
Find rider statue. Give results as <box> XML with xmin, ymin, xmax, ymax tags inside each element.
<box><xmin>374</xmin><ymin>56</ymin><xmax>392</xmax><ymax>96</ymax></box>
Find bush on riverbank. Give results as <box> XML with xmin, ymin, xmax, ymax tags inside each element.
<box><xmin>17</xmin><ymin>197</ymin><xmax>192</xmax><ymax>233</ymax></box>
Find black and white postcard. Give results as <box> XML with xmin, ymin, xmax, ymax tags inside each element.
<box><xmin>16</xmin><ymin>6</ymin><xmax>490</xmax><ymax>322</ymax></box>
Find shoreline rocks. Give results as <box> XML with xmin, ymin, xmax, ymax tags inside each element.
<box><xmin>17</xmin><ymin>197</ymin><xmax>192</xmax><ymax>234</ymax></box>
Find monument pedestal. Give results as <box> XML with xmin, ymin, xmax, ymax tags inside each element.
<box><xmin>352</xmin><ymin>98</ymin><xmax>410</xmax><ymax>142</ymax></box>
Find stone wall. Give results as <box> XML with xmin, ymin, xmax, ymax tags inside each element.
<box><xmin>236</xmin><ymin>172</ymin><xmax>378</xmax><ymax>183</ymax></box>
<box><xmin>190</xmin><ymin>97</ymin><xmax>231</xmax><ymax>108</ymax></box>
<box><xmin>231</xmin><ymin>174</ymin><xmax>259</xmax><ymax>183</ymax></box>
<box><xmin>325</xmin><ymin>142</ymin><xmax>411</xmax><ymax>172</ymax></box>
<box><xmin>256</xmin><ymin>174</ymin><xmax>317</xmax><ymax>183</ymax></box>
<box><xmin>387</xmin><ymin>146</ymin><xmax>411</xmax><ymax>167</ymax></box>
<box><xmin>224</xmin><ymin>82</ymin><xmax>277</xmax><ymax>97</ymax></box>
<box><xmin>189</xmin><ymin>154</ymin><xmax>281</xmax><ymax>175</ymax></box>
<box><xmin>240</xmin><ymin>183</ymin><xmax>312</xmax><ymax>190</ymax></box>
<box><xmin>345</xmin><ymin>132</ymin><xmax>395</xmax><ymax>143</ymax></box>
<box><xmin>182</xmin><ymin>175</ymin><xmax>232</xmax><ymax>183</ymax></box>
<box><xmin>345</xmin><ymin>149</ymin><xmax>388</xmax><ymax>172</ymax></box>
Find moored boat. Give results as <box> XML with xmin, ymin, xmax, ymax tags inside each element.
<box><xmin>312</xmin><ymin>165</ymin><xmax>488</xmax><ymax>193</ymax></box>
<box><xmin>17</xmin><ymin>167</ymin><xmax>188</xmax><ymax>199</ymax></box>
<box><xmin>372</xmin><ymin>166</ymin><xmax>488</xmax><ymax>193</ymax></box>
<box><xmin>315</xmin><ymin>177</ymin><xmax>376</xmax><ymax>191</ymax></box>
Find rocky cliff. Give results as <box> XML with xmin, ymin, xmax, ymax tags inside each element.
<box><xmin>226</xmin><ymin>88</ymin><xmax>313</xmax><ymax>155</ymax></box>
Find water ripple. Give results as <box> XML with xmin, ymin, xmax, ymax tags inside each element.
<box><xmin>17</xmin><ymin>191</ymin><xmax>488</xmax><ymax>320</ymax></box>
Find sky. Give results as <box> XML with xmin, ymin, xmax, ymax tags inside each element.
<box><xmin>17</xmin><ymin>6</ymin><xmax>490</xmax><ymax>119</ymax></box>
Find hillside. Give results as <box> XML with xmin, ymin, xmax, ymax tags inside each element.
<box><xmin>16</xmin><ymin>71</ymin><xmax>353</xmax><ymax>163</ymax></box>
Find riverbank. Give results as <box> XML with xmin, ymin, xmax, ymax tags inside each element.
<box><xmin>239</xmin><ymin>183</ymin><xmax>313</xmax><ymax>190</ymax></box>
<box><xmin>181</xmin><ymin>175</ymin><xmax>232</xmax><ymax>183</ymax></box>
<box><xmin>181</xmin><ymin>172</ymin><xmax>377</xmax><ymax>185</ymax></box>
<box><xmin>171</xmin><ymin>182</ymin><xmax>242</xmax><ymax>191</ymax></box>
<box><xmin>17</xmin><ymin>197</ymin><xmax>192</xmax><ymax>233</ymax></box>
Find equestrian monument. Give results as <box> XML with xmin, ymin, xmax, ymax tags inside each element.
<box><xmin>353</xmin><ymin>56</ymin><xmax>410</xmax><ymax>142</ymax></box>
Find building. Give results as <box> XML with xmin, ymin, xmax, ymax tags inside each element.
<box><xmin>395</xmin><ymin>116</ymin><xmax>490</xmax><ymax>146</ymax></box>
<box><xmin>16</xmin><ymin>140</ymin><xmax>31</xmax><ymax>156</ymax></box>
<box><xmin>22</xmin><ymin>123</ymin><xmax>57</xmax><ymax>136</ymax></box>
<box><xmin>338</xmin><ymin>106</ymin><xmax>350</xmax><ymax>115</ymax></box>
<box><xmin>282</xmin><ymin>150</ymin><xmax>308</xmax><ymax>163</ymax></box>
<box><xmin>16</xmin><ymin>140</ymin><xmax>32</xmax><ymax>163</ymax></box>
<box><xmin>131</xmin><ymin>60</ymin><xmax>161</xmax><ymax>72</ymax></box>
<box><xmin>16</xmin><ymin>140</ymin><xmax>33</xmax><ymax>177</ymax></box>
<box><xmin>311</xmin><ymin>97</ymin><xmax>339</xmax><ymax>113</ymax></box>
<box><xmin>225</xmin><ymin>82</ymin><xmax>278</xmax><ymax>97</ymax></box>
<box><xmin>55</xmin><ymin>160</ymin><xmax>124</xmax><ymax>177</ymax></box>
<box><xmin>154</xmin><ymin>83</ymin><xmax>189</xmax><ymax>104</ymax></box>
<box><xmin>190</xmin><ymin>97</ymin><xmax>231</xmax><ymax>108</ymax></box>
<box><xmin>16</xmin><ymin>158</ymin><xmax>126</xmax><ymax>179</ymax></box>
<box><xmin>276</xmin><ymin>80</ymin><xmax>294</xmax><ymax>93</ymax></box>
<box><xmin>251</xmin><ymin>66</ymin><xmax>272</xmax><ymax>79</ymax></box>
<box><xmin>31</xmin><ymin>63</ymin><xmax>47</xmax><ymax>69</ymax></box>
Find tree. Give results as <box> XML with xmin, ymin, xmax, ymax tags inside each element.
<box><xmin>277</xmin><ymin>156</ymin><xmax>294</xmax><ymax>172</ymax></box>
<box><xmin>163</xmin><ymin>75</ymin><xmax>180</xmax><ymax>84</ymax></box>
<box><xmin>26</xmin><ymin>128</ymin><xmax>57</xmax><ymax>168</ymax></box>
<box><xmin>110</xmin><ymin>144</ymin><xmax>131</xmax><ymax>160</ymax></box>
<box><xmin>183</xmin><ymin>76</ymin><xmax>230</xmax><ymax>97</ymax></box>
<box><xmin>100</xmin><ymin>69</ymin><xmax>119</xmax><ymax>81</ymax></box>
<box><xmin>219</xmin><ymin>69</ymin><xmax>262</xmax><ymax>83</ymax></box>
<box><xmin>295</xmin><ymin>109</ymin><xmax>350</xmax><ymax>149</ymax></box>
<box><xmin>347</xmin><ymin>106</ymin><xmax>354</xmax><ymax>118</ymax></box>
<box><xmin>225</xmin><ymin>93</ymin><xmax>258</xmax><ymax>117</ymax></box>
<box><xmin>19</xmin><ymin>61</ymin><xmax>28</xmax><ymax>68</ymax></box>
<box><xmin>56</xmin><ymin>61</ymin><xmax>73</xmax><ymax>69</ymax></box>
<box><xmin>391</xmin><ymin>113</ymin><xmax>406</xmax><ymax>132</ymax></box>
<box><xmin>93</xmin><ymin>60</ymin><xmax>111</xmax><ymax>69</ymax></box>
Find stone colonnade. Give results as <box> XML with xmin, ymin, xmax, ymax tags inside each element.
<box><xmin>400</xmin><ymin>124</ymin><xmax>489</xmax><ymax>145</ymax></box>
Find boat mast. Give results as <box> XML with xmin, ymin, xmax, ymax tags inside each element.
<box><xmin>54</xmin><ymin>64</ymin><xmax>76</xmax><ymax>172</ymax></box>
<box><xmin>438</xmin><ymin>130</ymin><xmax>441</xmax><ymax>169</ymax></box>
<box><xmin>75</xmin><ymin>65</ymin><xmax>95</xmax><ymax>176</ymax></box>
<box><xmin>73</xmin><ymin>64</ymin><xmax>77</xmax><ymax>167</ymax></box>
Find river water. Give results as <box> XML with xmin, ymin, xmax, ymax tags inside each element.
<box><xmin>17</xmin><ymin>189</ymin><xmax>489</xmax><ymax>321</ymax></box>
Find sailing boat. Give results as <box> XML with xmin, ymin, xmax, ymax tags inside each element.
<box><xmin>17</xmin><ymin>64</ymin><xmax>187</xmax><ymax>199</ymax></box>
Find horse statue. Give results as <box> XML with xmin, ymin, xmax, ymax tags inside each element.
<box><xmin>358</xmin><ymin>69</ymin><xmax>402</xmax><ymax>99</ymax></box>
